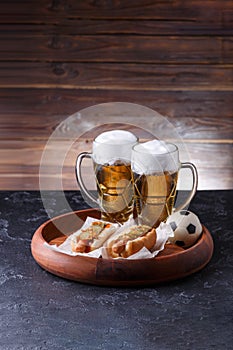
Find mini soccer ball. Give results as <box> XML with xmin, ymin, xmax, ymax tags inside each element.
<box><xmin>166</xmin><ymin>210</ymin><xmax>202</xmax><ymax>248</ymax></box>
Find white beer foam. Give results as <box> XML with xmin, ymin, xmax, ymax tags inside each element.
<box><xmin>95</xmin><ymin>130</ymin><xmax>137</xmax><ymax>144</ymax></box>
<box><xmin>93</xmin><ymin>130</ymin><xmax>138</xmax><ymax>165</ymax></box>
<box><xmin>132</xmin><ymin>140</ymin><xmax>180</xmax><ymax>174</ymax></box>
<box><xmin>136</xmin><ymin>140</ymin><xmax>168</xmax><ymax>154</ymax></box>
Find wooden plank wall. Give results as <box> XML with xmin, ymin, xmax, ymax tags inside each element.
<box><xmin>0</xmin><ymin>0</ymin><xmax>232</xmax><ymax>190</ymax></box>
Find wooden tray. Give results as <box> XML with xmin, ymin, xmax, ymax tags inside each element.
<box><xmin>31</xmin><ymin>209</ymin><xmax>214</xmax><ymax>286</ymax></box>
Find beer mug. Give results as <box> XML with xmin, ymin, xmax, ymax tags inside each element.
<box><xmin>131</xmin><ymin>140</ymin><xmax>198</xmax><ymax>227</ymax></box>
<box><xmin>76</xmin><ymin>130</ymin><xmax>138</xmax><ymax>224</ymax></box>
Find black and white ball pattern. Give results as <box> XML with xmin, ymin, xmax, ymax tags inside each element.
<box><xmin>166</xmin><ymin>210</ymin><xmax>202</xmax><ymax>248</ymax></box>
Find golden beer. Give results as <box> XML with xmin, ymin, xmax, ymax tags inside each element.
<box><xmin>133</xmin><ymin>170</ymin><xmax>178</xmax><ymax>227</ymax></box>
<box><xmin>76</xmin><ymin>130</ymin><xmax>138</xmax><ymax>224</ymax></box>
<box><xmin>94</xmin><ymin>161</ymin><xmax>134</xmax><ymax>223</ymax></box>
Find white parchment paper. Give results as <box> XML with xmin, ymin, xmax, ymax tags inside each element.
<box><xmin>44</xmin><ymin>216</ymin><xmax>174</xmax><ymax>259</ymax></box>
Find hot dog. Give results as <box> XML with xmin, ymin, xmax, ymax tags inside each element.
<box><xmin>106</xmin><ymin>225</ymin><xmax>157</xmax><ymax>258</ymax></box>
<box><xmin>71</xmin><ymin>221</ymin><xmax>116</xmax><ymax>253</ymax></box>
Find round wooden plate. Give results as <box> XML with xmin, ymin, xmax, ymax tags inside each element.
<box><xmin>31</xmin><ymin>209</ymin><xmax>214</xmax><ymax>286</ymax></box>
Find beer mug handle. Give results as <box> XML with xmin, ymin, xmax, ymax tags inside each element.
<box><xmin>175</xmin><ymin>162</ymin><xmax>198</xmax><ymax>212</ymax></box>
<box><xmin>75</xmin><ymin>152</ymin><xmax>99</xmax><ymax>207</ymax></box>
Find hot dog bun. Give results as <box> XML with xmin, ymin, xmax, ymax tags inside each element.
<box><xmin>71</xmin><ymin>221</ymin><xmax>116</xmax><ymax>253</ymax></box>
<box><xmin>106</xmin><ymin>225</ymin><xmax>157</xmax><ymax>258</ymax></box>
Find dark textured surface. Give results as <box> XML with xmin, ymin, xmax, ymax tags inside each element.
<box><xmin>0</xmin><ymin>190</ymin><xmax>232</xmax><ymax>350</ymax></box>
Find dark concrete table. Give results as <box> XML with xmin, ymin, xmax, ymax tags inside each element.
<box><xmin>0</xmin><ymin>191</ymin><xmax>232</xmax><ymax>350</ymax></box>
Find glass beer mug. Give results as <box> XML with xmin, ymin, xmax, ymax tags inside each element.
<box><xmin>76</xmin><ymin>130</ymin><xmax>138</xmax><ymax>224</ymax></box>
<box><xmin>131</xmin><ymin>140</ymin><xmax>198</xmax><ymax>227</ymax></box>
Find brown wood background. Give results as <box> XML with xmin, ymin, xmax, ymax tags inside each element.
<box><xmin>0</xmin><ymin>0</ymin><xmax>232</xmax><ymax>190</ymax></box>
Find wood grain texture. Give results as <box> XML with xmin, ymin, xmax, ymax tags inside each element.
<box><xmin>0</xmin><ymin>0</ymin><xmax>232</xmax><ymax>190</ymax></box>
<box><xmin>1</xmin><ymin>114</ymin><xmax>233</xmax><ymax>141</ymax></box>
<box><xmin>1</xmin><ymin>21</ymin><xmax>233</xmax><ymax>36</ymax></box>
<box><xmin>0</xmin><ymin>63</ymin><xmax>232</xmax><ymax>90</ymax></box>
<box><xmin>31</xmin><ymin>208</ymin><xmax>214</xmax><ymax>286</ymax></box>
<box><xmin>0</xmin><ymin>0</ymin><xmax>232</xmax><ymax>21</ymax></box>
<box><xmin>0</xmin><ymin>140</ymin><xmax>232</xmax><ymax>190</ymax></box>
<box><xmin>0</xmin><ymin>35</ymin><xmax>232</xmax><ymax>64</ymax></box>
<box><xmin>1</xmin><ymin>88</ymin><xmax>233</xmax><ymax>120</ymax></box>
